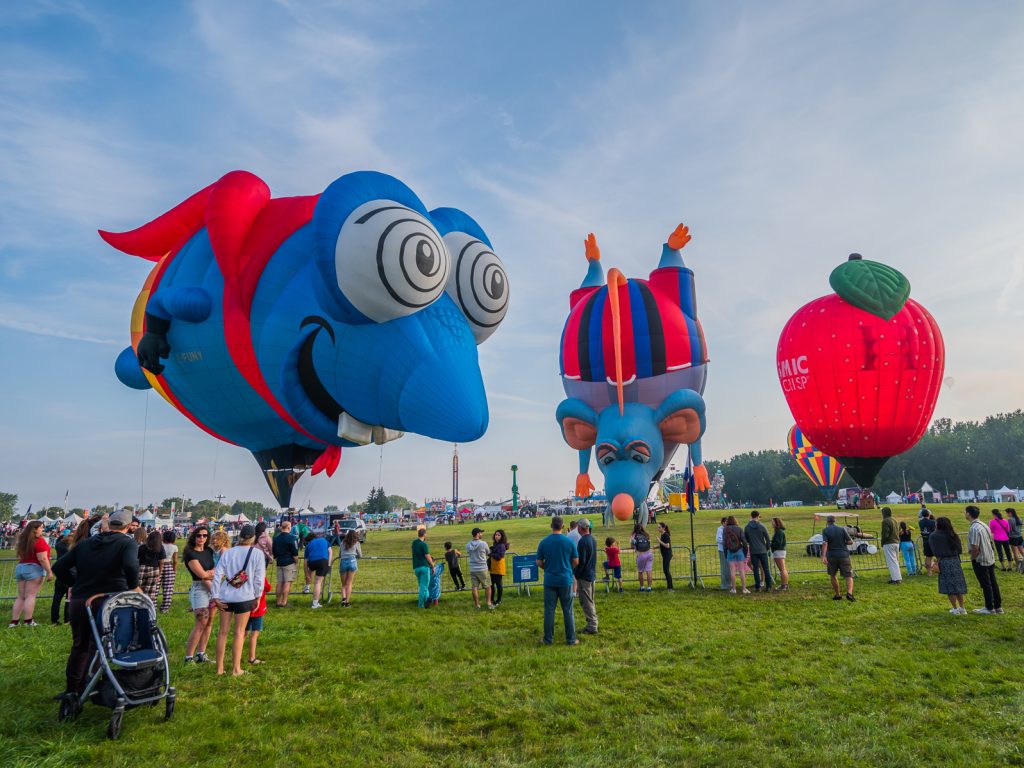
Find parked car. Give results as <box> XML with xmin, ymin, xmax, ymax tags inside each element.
<box><xmin>329</xmin><ymin>517</ymin><xmax>367</xmax><ymax>544</ymax></box>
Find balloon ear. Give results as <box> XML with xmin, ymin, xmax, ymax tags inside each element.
<box><xmin>562</xmin><ymin>418</ymin><xmax>597</xmax><ymax>450</ymax></box>
<box><xmin>654</xmin><ymin>390</ymin><xmax>706</xmax><ymax>444</ymax></box>
<box><xmin>556</xmin><ymin>398</ymin><xmax>598</xmax><ymax>450</ymax></box>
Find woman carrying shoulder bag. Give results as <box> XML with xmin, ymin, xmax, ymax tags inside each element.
<box><xmin>211</xmin><ymin>524</ymin><xmax>266</xmax><ymax>676</ymax></box>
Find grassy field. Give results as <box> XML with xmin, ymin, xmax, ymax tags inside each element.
<box><xmin>1</xmin><ymin>504</ymin><xmax>1021</xmax><ymax>767</ymax></box>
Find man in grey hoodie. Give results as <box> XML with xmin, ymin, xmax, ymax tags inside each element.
<box><xmin>744</xmin><ymin>510</ymin><xmax>773</xmax><ymax>592</ymax></box>
<box><xmin>466</xmin><ymin>528</ymin><xmax>493</xmax><ymax>610</ymax></box>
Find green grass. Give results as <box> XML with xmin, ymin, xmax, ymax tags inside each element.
<box><xmin>1</xmin><ymin>504</ymin><xmax>1020</xmax><ymax>767</ymax></box>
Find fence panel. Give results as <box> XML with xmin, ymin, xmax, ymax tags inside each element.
<box><xmin>0</xmin><ymin>532</ymin><xmax>980</xmax><ymax>601</ymax></box>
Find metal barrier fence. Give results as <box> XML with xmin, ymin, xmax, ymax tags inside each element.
<box><xmin>693</xmin><ymin>535</ymin><xmax>978</xmax><ymax>588</ymax></box>
<box><xmin>0</xmin><ymin>546</ymin><xmax>699</xmax><ymax>603</ymax></box>
<box><xmin>0</xmin><ymin>533</ymin><xmax>990</xmax><ymax>602</ymax></box>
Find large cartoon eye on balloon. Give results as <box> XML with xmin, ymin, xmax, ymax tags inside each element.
<box><xmin>776</xmin><ymin>254</ymin><xmax>944</xmax><ymax>489</ymax></box>
<box><xmin>333</xmin><ymin>201</ymin><xmax>450</xmax><ymax>322</ymax></box>
<box><xmin>442</xmin><ymin>231</ymin><xmax>509</xmax><ymax>343</ymax></box>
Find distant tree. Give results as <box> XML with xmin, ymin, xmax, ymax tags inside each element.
<box><xmin>0</xmin><ymin>492</ymin><xmax>16</xmax><ymax>522</ymax></box>
<box><xmin>92</xmin><ymin>504</ymin><xmax>114</xmax><ymax>517</ymax></box>
<box><xmin>192</xmin><ymin>499</ymin><xmax>229</xmax><ymax>522</ymax></box>
<box><xmin>230</xmin><ymin>500</ymin><xmax>275</xmax><ymax>520</ymax></box>
<box><xmin>386</xmin><ymin>494</ymin><xmax>415</xmax><ymax>511</ymax></box>
<box><xmin>705</xmin><ymin>411</ymin><xmax>1024</xmax><ymax>503</ymax></box>
<box><xmin>324</xmin><ymin>504</ymin><xmax>340</xmax><ymax>514</ymax></box>
<box><xmin>346</xmin><ymin>501</ymin><xmax>364</xmax><ymax>515</ymax></box>
<box><xmin>42</xmin><ymin>506</ymin><xmax>64</xmax><ymax>517</ymax></box>
<box><xmin>365</xmin><ymin>487</ymin><xmax>389</xmax><ymax>515</ymax></box>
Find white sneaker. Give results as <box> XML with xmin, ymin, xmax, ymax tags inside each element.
<box><xmin>310</xmin><ymin>601</ymin><xmax>322</xmax><ymax>609</ymax></box>
<box><xmin>949</xmin><ymin>608</ymin><xmax>959</xmax><ymax>614</ymax></box>
<box><xmin>742</xmin><ymin>589</ymin><xmax>751</xmax><ymax>595</ymax></box>
<box><xmin>729</xmin><ymin>588</ymin><xmax>737</xmax><ymax>594</ymax></box>
<box><xmin>993</xmin><ymin>608</ymin><xmax>1005</xmax><ymax>614</ymax></box>
<box><xmin>957</xmin><ymin>607</ymin><xmax>968</xmax><ymax>614</ymax></box>
<box><xmin>972</xmin><ymin>608</ymin><xmax>992</xmax><ymax>615</ymax></box>
<box><xmin>303</xmin><ymin>586</ymin><xmax>310</xmax><ymax>594</ymax></box>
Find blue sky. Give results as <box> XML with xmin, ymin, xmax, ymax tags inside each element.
<box><xmin>2</xmin><ymin>1</ymin><xmax>1022</xmax><ymax>512</ymax></box>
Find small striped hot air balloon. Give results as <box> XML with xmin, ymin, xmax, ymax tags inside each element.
<box><xmin>787</xmin><ymin>425</ymin><xmax>846</xmax><ymax>501</ymax></box>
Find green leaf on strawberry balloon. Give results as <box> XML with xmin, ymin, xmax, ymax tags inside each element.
<box><xmin>829</xmin><ymin>255</ymin><xmax>910</xmax><ymax>320</ymax></box>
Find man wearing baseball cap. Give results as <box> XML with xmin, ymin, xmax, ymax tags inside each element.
<box><xmin>52</xmin><ymin>509</ymin><xmax>140</xmax><ymax>714</ymax></box>
<box><xmin>466</xmin><ymin>527</ymin><xmax>493</xmax><ymax>609</ymax></box>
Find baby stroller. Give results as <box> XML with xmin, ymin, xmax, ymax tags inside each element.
<box><xmin>58</xmin><ymin>591</ymin><xmax>175</xmax><ymax>739</ymax></box>
<box><xmin>428</xmin><ymin>562</ymin><xmax>445</xmax><ymax>606</ymax></box>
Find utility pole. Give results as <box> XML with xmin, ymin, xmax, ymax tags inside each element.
<box><xmin>511</xmin><ymin>465</ymin><xmax>519</xmax><ymax>515</ymax></box>
<box><xmin>452</xmin><ymin>444</ymin><xmax>459</xmax><ymax>515</ymax></box>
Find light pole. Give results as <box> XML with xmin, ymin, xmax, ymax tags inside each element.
<box><xmin>511</xmin><ymin>465</ymin><xmax>519</xmax><ymax>515</ymax></box>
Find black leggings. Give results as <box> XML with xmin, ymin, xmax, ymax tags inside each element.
<box><xmin>490</xmin><ymin>574</ymin><xmax>503</xmax><ymax>604</ymax></box>
<box><xmin>450</xmin><ymin>567</ymin><xmax>465</xmax><ymax>590</ymax></box>
<box><xmin>661</xmin><ymin>554</ymin><xmax>673</xmax><ymax>589</ymax></box>
<box><xmin>995</xmin><ymin>540</ymin><xmax>1013</xmax><ymax>565</ymax></box>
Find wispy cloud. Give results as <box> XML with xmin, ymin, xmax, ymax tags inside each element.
<box><xmin>0</xmin><ymin>314</ymin><xmax>121</xmax><ymax>346</ymax></box>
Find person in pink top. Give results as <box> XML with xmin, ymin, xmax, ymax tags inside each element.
<box><xmin>989</xmin><ymin>509</ymin><xmax>1013</xmax><ymax>571</ymax></box>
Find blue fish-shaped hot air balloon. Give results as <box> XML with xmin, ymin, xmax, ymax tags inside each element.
<box><xmin>105</xmin><ymin>170</ymin><xmax>509</xmax><ymax>506</ymax></box>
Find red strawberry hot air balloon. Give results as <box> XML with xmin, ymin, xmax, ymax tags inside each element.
<box><xmin>776</xmin><ymin>255</ymin><xmax>944</xmax><ymax>488</ymax></box>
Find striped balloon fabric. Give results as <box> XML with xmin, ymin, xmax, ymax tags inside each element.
<box><xmin>786</xmin><ymin>425</ymin><xmax>846</xmax><ymax>500</ymax></box>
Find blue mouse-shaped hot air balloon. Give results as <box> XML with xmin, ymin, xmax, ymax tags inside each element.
<box><xmin>105</xmin><ymin>170</ymin><xmax>509</xmax><ymax>506</ymax></box>
<box><xmin>556</xmin><ymin>225</ymin><xmax>709</xmax><ymax>525</ymax></box>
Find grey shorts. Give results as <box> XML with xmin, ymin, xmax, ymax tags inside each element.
<box><xmin>827</xmin><ymin>558</ymin><xmax>853</xmax><ymax>578</ymax></box>
<box><xmin>189</xmin><ymin>582</ymin><xmax>212</xmax><ymax>611</ymax></box>
<box><xmin>471</xmin><ymin>571</ymin><xmax>490</xmax><ymax>589</ymax></box>
<box><xmin>277</xmin><ymin>563</ymin><xmax>298</xmax><ymax>583</ymax></box>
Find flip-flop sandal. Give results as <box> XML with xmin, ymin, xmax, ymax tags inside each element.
<box><xmin>248</xmin><ymin>658</ymin><xmax>264</xmax><ymax>665</ymax></box>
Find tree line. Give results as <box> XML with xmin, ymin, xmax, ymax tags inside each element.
<box><xmin>703</xmin><ymin>411</ymin><xmax>1024</xmax><ymax>505</ymax></box>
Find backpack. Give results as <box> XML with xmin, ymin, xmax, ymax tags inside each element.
<box><xmin>724</xmin><ymin>527</ymin><xmax>743</xmax><ymax>553</ymax></box>
<box><xmin>634</xmin><ymin>534</ymin><xmax>651</xmax><ymax>553</ymax></box>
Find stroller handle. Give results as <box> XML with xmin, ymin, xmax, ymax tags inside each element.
<box><xmin>85</xmin><ymin>588</ymin><xmax>143</xmax><ymax>607</ymax></box>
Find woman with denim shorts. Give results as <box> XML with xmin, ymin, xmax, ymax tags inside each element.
<box><xmin>337</xmin><ymin>530</ymin><xmax>362</xmax><ymax>608</ymax></box>
<box><xmin>183</xmin><ymin>525</ymin><xmax>217</xmax><ymax>663</ymax></box>
<box><xmin>723</xmin><ymin>515</ymin><xmax>750</xmax><ymax>594</ymax></box>
<box><xmin>10</xmin><ymin>521</ymin><xmax>53</xmax><ymax>627</ymax></box>
<box><xmin>631</xmin><ymin>524</ymin><xmax>654</xmax><ymax>592</ymax></box>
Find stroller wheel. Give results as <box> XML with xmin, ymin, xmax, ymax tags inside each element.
<box><xmin>165</xmin><ymin>692</ymin><xmax>176</xmax><ymax>721</ymax></box>
<box><xmin>107</xmin><ymin>701</ymin><xmax>125</xmax><ymax>740</ymax></box>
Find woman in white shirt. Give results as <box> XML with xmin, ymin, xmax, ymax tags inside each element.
<box><xmin>211</xmin><ymin>524</ymin><xmax>266</xmax><ymax>676</ymax></box>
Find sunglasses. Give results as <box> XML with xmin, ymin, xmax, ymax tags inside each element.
<box><xmin>195</xmin><ymin>533</ymin><xmax>209</xmax><ymax>539</ymax></box>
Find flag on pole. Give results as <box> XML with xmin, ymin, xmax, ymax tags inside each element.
<box><xmin>63</xmin><ymin>490</ymin><xmax>69</xmax><ymax>515</ymax></box>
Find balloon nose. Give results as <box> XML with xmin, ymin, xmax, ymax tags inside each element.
<box><xmin>611</xmin><ymin>493</ymin><xmax>634</xmax><ymax>522</ymax></box>
<box><xmin>398</xmin><ymin>352</ymin><xmax>489</xmax><ymax>442</ymax></box>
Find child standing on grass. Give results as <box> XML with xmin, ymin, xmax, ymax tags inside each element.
<box><xmin>444</xmin><ymin>542</ymin><xmax>465</xmax><ymax>591</ymax></box>
<box><xmin>603</xmin><ymin>537</ymin><xmax>622</xmax><ymax>592</ymax></box>
<box><xmin>246</xmin><ymin>577</ymin><xmax>271</xmax><ymax>665</ymax></box>
<box><xmin>210</xmin><ymin>530</ymin><xmax>231</xmax><ymax>567</ymax></box>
